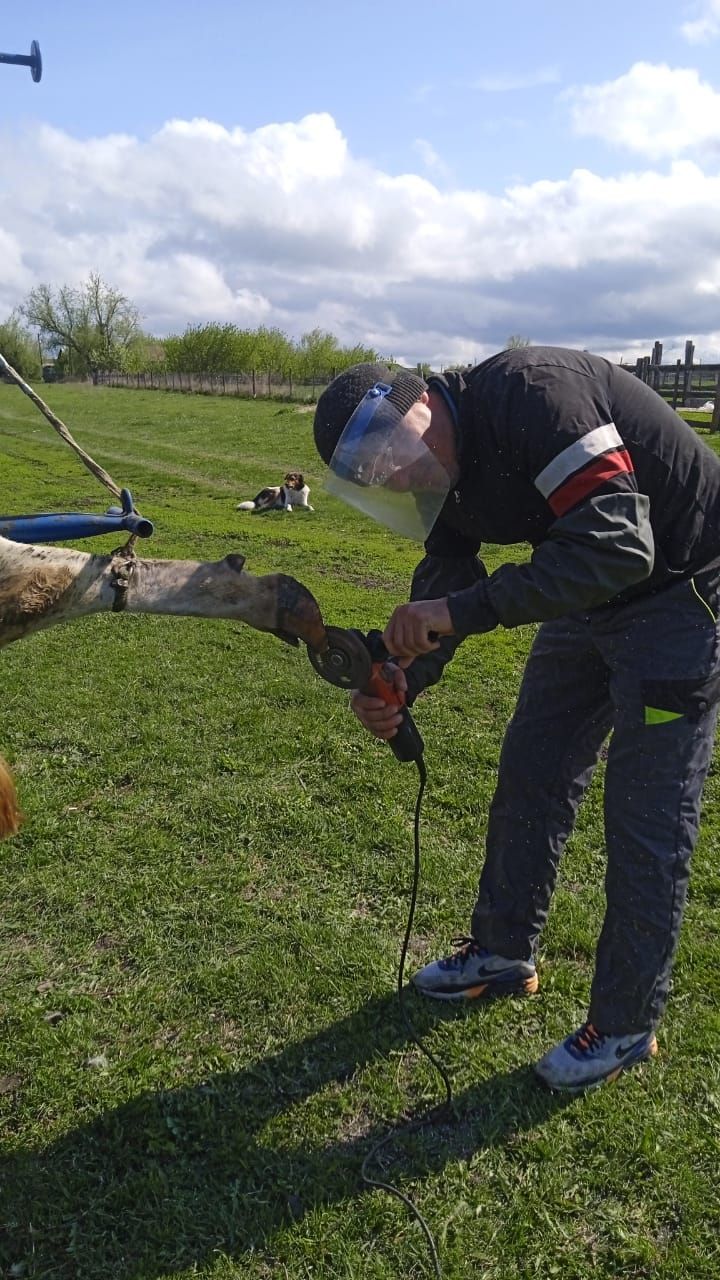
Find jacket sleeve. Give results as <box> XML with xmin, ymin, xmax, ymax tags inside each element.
<box><xmin>390</xmin><ymin>521</ymin><xmax>487</xmax><ymax>704</ymax></box>
<box><xmin>447</xmin><ymin>493</ymin><xmax>654</xmax><ymax>637</ymax></box>
<box><xmin>447</xmin><ymin>362</ymin><xmax>655</xmax><ymax>638</ymax></box>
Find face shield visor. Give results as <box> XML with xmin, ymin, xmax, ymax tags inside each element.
<box><xmin>325</xmin><ymin>382</ymin><xmax>456</xmax><ymax>541</ymax></box>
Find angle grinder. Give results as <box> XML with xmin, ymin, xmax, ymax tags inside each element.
<box><xmin>307</xmin><ymin>626</ymin><xmax>425</xmax><ymax>763</ymax></box>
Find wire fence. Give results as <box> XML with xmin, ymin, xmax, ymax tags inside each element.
<box><xmin>96</xmin><ymin>369</ymin><xmax>336</xmax><ymax>400</ymax></box>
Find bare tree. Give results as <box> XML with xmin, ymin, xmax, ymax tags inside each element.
<box><xmin>506</xmin><ymin>334</ymin><xmax>532</xmax><ymax>349</ymax></box>
<box><xmin>21</xmin><ymin>273</ymin><xmax>140</xmax><ymax>382</ymax></box>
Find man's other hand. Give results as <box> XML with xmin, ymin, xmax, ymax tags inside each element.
<box><xmin>382</xmin><ymin>598</ymin><xmax>454</xmax><ymax>663</ymax></box>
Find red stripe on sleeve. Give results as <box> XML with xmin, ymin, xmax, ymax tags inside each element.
<box><xmin>548</xmin><ymin>449</ymin><xmax>635</xmax><ymax>517</ymax></box>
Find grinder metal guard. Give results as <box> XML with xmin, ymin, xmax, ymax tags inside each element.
<box><xmin>307</xmin><ymin>626</ymin><xmax>424</xmax><ymax>763</ymax></box>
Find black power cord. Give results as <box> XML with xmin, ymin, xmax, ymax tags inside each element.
<box><xmin>360</xmin><ymin>755</ymin><xmax>454</xmax><ymax>1279</ymax></box>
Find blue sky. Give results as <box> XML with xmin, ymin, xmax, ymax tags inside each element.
<box><xmin>2</xmin><ymin>0</ymin><xmax>720</xmax><ymax>365</ymax></box>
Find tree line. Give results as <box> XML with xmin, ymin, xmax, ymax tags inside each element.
<box><xmin>0</xmin><ymin>274</ymin><xmax>382</xmax><ymax>383</ymax></box>
<box><xmin>1</xmin><ymin>273</ymin><xmax>531</xmax><ymax>384</ymax></box>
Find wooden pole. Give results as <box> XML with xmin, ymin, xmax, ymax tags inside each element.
<box><xmin>672</xmin><ymin>360</ymin><xmax>682</xmax><ymax>410</ymax></box>
<box><xmin>651</xmin><ymin>341</ymin><xmax>662</xmax><ymax>392</ymax></box>
<box><xmin>681</xmin><ymin>340</ymin><xmax>694</xmax><ymax>407</ymax></box>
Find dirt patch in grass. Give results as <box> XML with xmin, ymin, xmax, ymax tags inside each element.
<box><xmin>313</xmin><ymin>563</ymin><xmax>401</xmax><ymax>592</ymax></box>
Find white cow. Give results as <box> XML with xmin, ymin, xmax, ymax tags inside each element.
<box><xmin>0</xmin><ymin>535</ymin><xmax>327</xmax><ymax>837</ymax></box>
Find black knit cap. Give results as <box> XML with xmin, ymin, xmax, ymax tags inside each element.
<box><xmin>313</xmin><ymin>363</ymin><xmax>428</xmax><ymax>465</ymax></box>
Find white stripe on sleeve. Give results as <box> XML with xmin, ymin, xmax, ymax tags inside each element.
<box><xmin>534</xmin><ymin>422</ymin><xmax>625</xmax><ymax>499</ymax></box>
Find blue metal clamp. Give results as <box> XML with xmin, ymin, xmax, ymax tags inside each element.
<box><xmin>0</xmin><ymin>488</ymin><xmax>153</xmax><ymax>543</ymax></box>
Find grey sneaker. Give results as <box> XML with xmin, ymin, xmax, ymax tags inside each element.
<box><xmin>411</xmin><ymin>936</ymin><xmax>538</xmax><ymax>1002</ymax></box>
<box><xmin>534</xmin><ymin>1021</ymin><xmax>658</xmax><ymax>1093</ymax></box>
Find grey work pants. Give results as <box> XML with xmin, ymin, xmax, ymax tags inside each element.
<box><xmin>471</xmin><ymin>569</ymin><xmax>720</xmax><ymax>1034</ymax></box>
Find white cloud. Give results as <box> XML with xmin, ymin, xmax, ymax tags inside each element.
<box><xmin>471</xmin><ymin>67</ymin><xmax>560</xmax><ymax>92</ymax></box>
<box><xmin>681</xmin><ymin>0</ymin><xmax>720</xmax><ymax>42</ymax></box>
<box><xmin>567</xmin><ymin>61</ymin><xmax>720</xmax><ymax>157</ymax></box>
<box><xmin>1</xmin><ymin>111</ymin><xmax>720</xmax><ymax>365</ymax></box>
<box><xmin>121</xmin><ymin>254</ymin><xmax>272</xmax><ymax>333</ymax></box>
<box><xmin>0</xmin><ymin>229</ymin><xmax>33</xmax><ymax>307</ymax></box>
<box><xmin>412</xmin><ymin>138</ymin><xmax>450</xmax><ymax>177</ymax></box>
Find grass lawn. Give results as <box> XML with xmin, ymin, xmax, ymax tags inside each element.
<box><xmin>1</xmin><ymin>385</ymin><xmax>719</xmax><ymax>1280</ymax></box>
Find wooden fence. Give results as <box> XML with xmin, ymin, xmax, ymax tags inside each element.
<box><xmin>621</xmin><ymin>339</ymin><xmax>720</xmax><ymax>429</ymax></box>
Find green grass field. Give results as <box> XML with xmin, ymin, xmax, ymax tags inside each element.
<box><xmin>1</xmin><ymin>385</ymin><xmax>719</xmax><ymax>1280</ymax></box>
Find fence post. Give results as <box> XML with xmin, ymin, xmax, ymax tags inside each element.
<box><xmin>672</xmin><ymin>359</ymin><xmax>682</xmax><ymax>409</ymax></box>
<box><xmin>251</xmin><ymin>369</ymin><xmax>256</xmax><ymax>398</ymax></box>
<box><xmin>712</xmin><ymin>376</ymin><xmax>720</xmax><ymax>432</ymax></box>
<box><xmin>651</xmin><ymin>341</ymin><xmax>663</xmax><ymax>391</ymax></box>
<box><xmin>681</xmin><ymin>340</ymin><xmax>694</xmax><ymax>407</ymax></box>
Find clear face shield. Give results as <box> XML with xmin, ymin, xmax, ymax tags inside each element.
<box><xmin>325</xmin><ymin>382</ymin><xmax>457</xmax><ymax>541</ymax></box>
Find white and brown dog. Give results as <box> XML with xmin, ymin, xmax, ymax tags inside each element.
<box><xmin>236</xmin><ymin>472</ymin><xmax>314</xmax><ymax>513</ymax></box>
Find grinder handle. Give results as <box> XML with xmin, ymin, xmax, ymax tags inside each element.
<box><xmin>366</xmin><ymin>662</ymin><xmax>425</xmax><ymax>763</ymax></box>
<box><xmin>366</xmin><ymin>663</ymin><xmax>405</xmax><ymax>706</ymax></box>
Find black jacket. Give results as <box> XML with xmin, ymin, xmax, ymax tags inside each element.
<box><xmin>405</xmin><ymin>346</ymin><xmax>720</xmax><ymax>701</ymax></box>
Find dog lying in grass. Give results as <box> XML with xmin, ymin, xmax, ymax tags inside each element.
<box><xmin>236</xmin><ymin>472</ymin><xmax>314</xmax><ymax>513</ymax></box>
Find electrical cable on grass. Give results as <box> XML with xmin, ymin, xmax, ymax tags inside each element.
<box><xmin>360</xmin><ymin>755</ymin><xmax>453</xmax><ymax>1280</ymax></box>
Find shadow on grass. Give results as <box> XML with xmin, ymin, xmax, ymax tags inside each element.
<box><xmin>0</xmin><ymin>991</ymin><xmax>573</xmax><ymax>1278</ymax></box>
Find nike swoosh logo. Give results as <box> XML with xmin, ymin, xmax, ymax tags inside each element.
<box><xmin>615</xmin><ymin>1041</ymin><xmax>639</xmax><ymax>1058</ymax></box>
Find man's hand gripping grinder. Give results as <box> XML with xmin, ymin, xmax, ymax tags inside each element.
<box><xmin>307</xmin><ymin>627</ymin><xmax>424</xmax><ymax>763</ymax></box>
